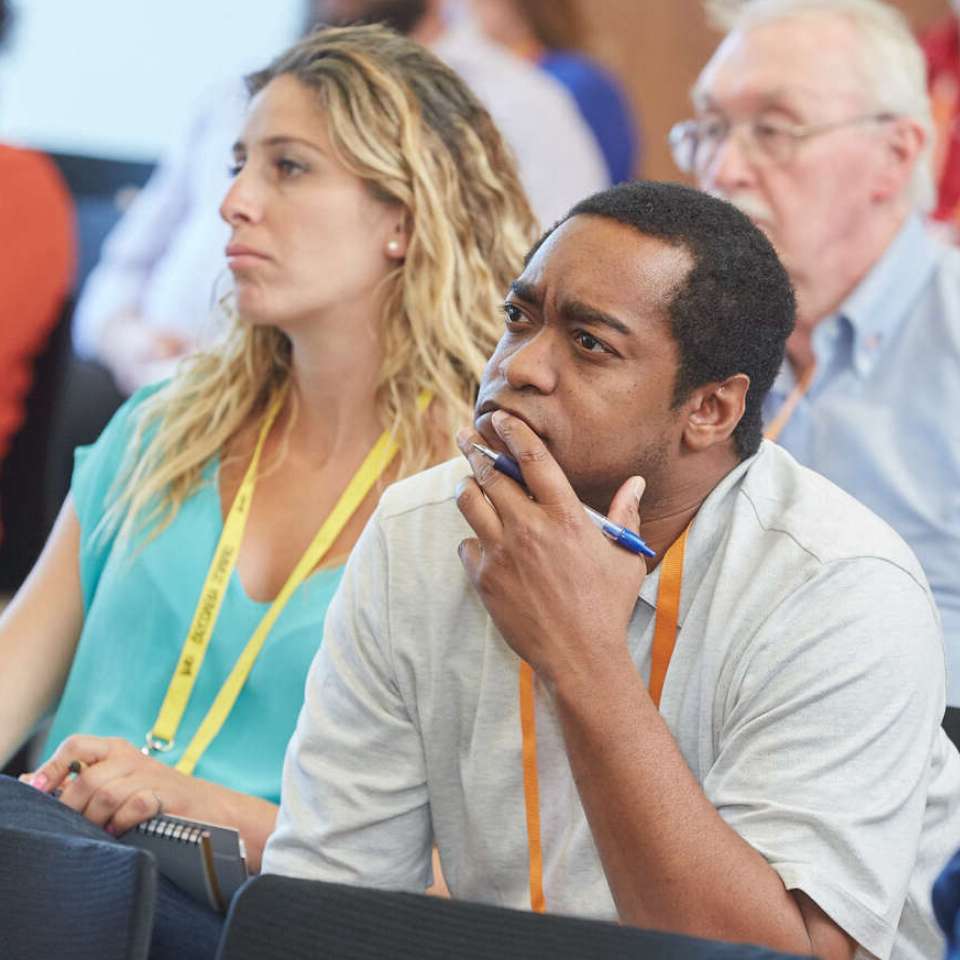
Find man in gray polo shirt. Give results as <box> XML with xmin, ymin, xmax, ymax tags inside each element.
<box><xmin>263</xmin><ymin>181</ymin><xmax>960</xmax><ymax>960</ymax></box>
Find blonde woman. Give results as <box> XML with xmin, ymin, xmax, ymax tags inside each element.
<box><xmin>0</xmin><ymin>23</ymin><xmax>536</xmax><ymax>881</ymax></box>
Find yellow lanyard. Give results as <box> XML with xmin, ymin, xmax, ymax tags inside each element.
<box><xmin>764</xmin><ymin>364</ymin><xmax>816</xmax><ymax>444</ymax></box>
<box><xmin>518</xmin><ymin>525</ymin><xmax>690</xmax><ymax>914</ymax></box>
<box><xmin>144</xmin><ymin>390</ymin><xmax>430</xmax><ymax>775</ymax></box>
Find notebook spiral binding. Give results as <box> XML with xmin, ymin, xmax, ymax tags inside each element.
<box><xmin>137</xmin><ymin>817</ymin><xmax>207</xmax><ymax>845</ymax></box>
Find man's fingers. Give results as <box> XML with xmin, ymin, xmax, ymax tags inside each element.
<box><xmin>455</xmin><ymin>477</ymin><xmax>502</xmax><ymax>542</ymax></box>
<box><xmin>490</xmin><ymin>412</ymin><xmax>577</xmax><ymax>509</ymax></box>
<box><xmin>457</xmin><ymin>537</ymin><xmax>483</xmax><ymax>583</ymax></box>
<box><xmin>455</xmin><ymin>427</ymin><xmax>528</xmax><ymax>506</ymax></box>
<box><xmin>607</xmin><ymin>476</ymin><xmax>646</xmax><ymax>532</ymax></box>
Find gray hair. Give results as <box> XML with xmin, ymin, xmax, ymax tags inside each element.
<box><xmin>705</xmin><ymin>0</ymin><xmax>934</xmax><ymax>212</ymax></box>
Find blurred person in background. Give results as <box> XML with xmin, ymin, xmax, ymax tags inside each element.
<box><xmin>469</xmin><ymin>0</ymin><xmax>640</xmax><ymax>183</ymax></box>
<box><xmin>674</xmin><ymin>0</ymin><xmax>960</xmax><ymax>719</ymax></box>
<box><xmin>0</xmin><ymin>0</ymin><xmax>75</xmax><ymax>493</ymax></box>
<box><xmin>935</xmin><ymin>848</ymin><xmax>960</xmax><ymax>960</ymax></box>
<box><xmin>72</xmin><ymin>0</ymin><xmax>606</xmax><ymax>400</ymax></box>
<box><xmin>0</xmin><ymin>23</ymin><xmax>537</xmax><ymax>957</ymax></box>
<box><xmin>921</xmin><ymin>0</ymin><xmax>960</xmax><ymax>232</ymax></box>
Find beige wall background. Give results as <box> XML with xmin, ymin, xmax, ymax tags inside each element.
<box><xmin>572</xmin><ymin>0</ymin><xmax>952</xmax><ymax>182</ymax></box>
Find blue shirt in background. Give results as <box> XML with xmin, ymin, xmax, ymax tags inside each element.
<box><xmin>538</xmin><ymin>50</ymin><xmax>639</xmax><ymax>184</ymax></box>
<box><xmin>935</xmin><ymin>847</ymin><xmax>960</xmax><ymax>959</ymax></box>
<box><xmin>43</xmin><ymin>387</ymin><xmax>344</xmax><ymax>803</ymax></box>
<box><xmin>765</xmin><ymin>215</ymin><xmax>960</xmax><ymax>705</ymax></box>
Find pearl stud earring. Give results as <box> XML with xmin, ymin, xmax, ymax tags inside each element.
<box><xmin>386</xmin><ymin>239</ymin><xmax>401</xmax><ymax>255</ymax></box>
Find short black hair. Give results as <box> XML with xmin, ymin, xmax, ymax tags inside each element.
<box><xmin>529</xmin><ymin>181</ymin><xmax>795</xmax><ymax>460</ymax></box>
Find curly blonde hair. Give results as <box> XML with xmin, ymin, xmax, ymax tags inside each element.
<box><xmin>105</xmin><ymin>24</ymin><xmax>538</xmax><ymax>545</ymax></box>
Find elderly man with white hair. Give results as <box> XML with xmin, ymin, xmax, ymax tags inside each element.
<box><xmin>673</xmin><ymin>0</ymin><xmax>960</xmax><ymax>716</ymax></box>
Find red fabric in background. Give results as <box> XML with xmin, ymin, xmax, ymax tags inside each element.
<box><xmin>922</xmin><ymin>15</ymin><xmax>960</xmax><ymax>223</ymax></box>
<box><xmin>0</xmin><ymin>145</ymin><xmax>75</xmax><ymax>461</ymax></box>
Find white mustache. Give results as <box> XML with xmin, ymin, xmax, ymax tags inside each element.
<box><xmin>709</xmin><ymin>191</ymin><xmax>774</xmax><ymax>225</ymax></box>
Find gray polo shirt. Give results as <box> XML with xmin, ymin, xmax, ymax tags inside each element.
<box><xmin>264</xmin><ymin>441</ymin><xmax>960</xmax><ymax>960</ymax></box>
<box><xmin>764</xmin><ymin>215</ymin><xmax>960</xmax><ymax>706</ymax></box>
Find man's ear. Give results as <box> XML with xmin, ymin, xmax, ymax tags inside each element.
<box><xmin>681</xmin><ymin>373</ymin><xmax>750</xmax><ymax>452</ymax></box>
<box><xmin>871</xmin><ymin>116</ymin><xmax>925</xmax><ymax>204</ymax></box>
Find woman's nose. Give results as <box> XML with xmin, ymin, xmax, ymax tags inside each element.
<box><xmin>219</xmin><ymin>168</ymin><xmax>260</xmax><ymax>226</ymax></box>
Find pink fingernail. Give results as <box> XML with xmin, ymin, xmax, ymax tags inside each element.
<box><xmin>105</xmin><ymin>824</ymin><xmax>116</xmax><ymax>836</ymax></box>
<box><xmin>32</xmin><ymin>774</ymin><xmax>48</xmax><ymax>792</ymax></box>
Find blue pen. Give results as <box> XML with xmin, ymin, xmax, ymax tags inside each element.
<box><xmin>471</xmin><ymin>442</ymin><xmax>656</xmax><ymax>558</ymax></box>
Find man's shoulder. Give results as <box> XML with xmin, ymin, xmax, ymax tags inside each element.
<box><xmin>378</xmin><ymin>457</ymin><xmax>471</xmax><ymax>526</ymax></box>
<box><xmin>739</xmin><ymin>443</ymin><xmax>931</xmax><ymax>588</ymax></box>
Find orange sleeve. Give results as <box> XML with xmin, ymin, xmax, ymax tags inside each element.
<box><xmin>0</xmin><ymin>145</ymin><xmax>77</xmax><ymax>460</ymax></box>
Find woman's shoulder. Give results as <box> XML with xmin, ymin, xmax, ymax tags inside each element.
<box><xmin>92</xmin><ymin>381</ymin><xmax>170</xmax><ymax>453</ymax></box>
<box><xmin>71</xmin><ymin>380</ymin><xmax>171</xmax><ymax>523</ymax></box>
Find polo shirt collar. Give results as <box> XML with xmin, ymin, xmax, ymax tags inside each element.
<box><xmin>638</xmin><ymin>447</ymin><xmax>762</xmax><ymax>618</ymax></box>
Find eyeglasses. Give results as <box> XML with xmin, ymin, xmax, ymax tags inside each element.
<box><xmin>668</xmin><ymin>111</ymin><xmax>897</xmax><ymax>174</ymax></box>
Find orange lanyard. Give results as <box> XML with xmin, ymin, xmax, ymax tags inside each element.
<box><xmin>518</xmin><ymin>525</ymin><xmax>691</xmax><ymax>913</ymax></box>
<box><xmin>764</xmin><ymin>363</ymin><xmax>816</xmax><ymax>444</ymax></box>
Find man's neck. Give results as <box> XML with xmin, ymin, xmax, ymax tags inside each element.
<box><xmin>637</xmin><ymin>448</ymin><xmax>741</xmax><ymax>571</ymax></box>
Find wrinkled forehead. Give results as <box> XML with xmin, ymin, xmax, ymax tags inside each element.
<box><xmin>518</xmin><ymin>216</ymin><xmax>692</xmax><ymax>321</ymax></box>
<box><xmin>694</xmin><ymin>15</ymin><xmax>870</xmax><ymax>117</ymax></box>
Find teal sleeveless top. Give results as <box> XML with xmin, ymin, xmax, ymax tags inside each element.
<box><xmin>43</xmin><ymin>386</ymin><xmax>345</xmax><ymax>803</ymax></box>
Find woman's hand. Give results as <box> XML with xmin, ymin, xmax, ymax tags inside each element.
<box><xmin>24</xmin><ymin>734</ymin><xmax>203</xmax><ymax>835</ymax></box>
<box><xmin>22</xmin><ymin>733</ymin><xmax>280</xmax><ymax>871</ymax></box>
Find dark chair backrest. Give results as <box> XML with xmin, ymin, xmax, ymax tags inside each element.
<box><xmin>0</xmin><ymin>825</ymin><xmax>156</xmax><ymax>960</ymax></box>
<box><xmin>216</xmin><ymin>874</ymin><xmax>809</xmax><ymax>960</ymax></box>
<box><xmin>0</xmin><ymin>295</ymin><xmax>75</xmax><ymax>591</ymax></box>
<box><xmin>945</xmin><ymin>707</ymin><xmax>960</xmax><ymax>753</ymax></box>
<box><xmin>50</xmin><ymin>151</ymin><xmax>155</xmax><ymax>290</ymax></box>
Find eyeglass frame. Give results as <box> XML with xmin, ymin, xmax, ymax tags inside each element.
<box><xmin>668</xmin><ymin>110</ymin><xmax>899</xmax><ymax>175</ymax></box>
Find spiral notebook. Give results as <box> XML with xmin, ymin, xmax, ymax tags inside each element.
<box><xmin>119</xmin><ymin>813</ymin><xmax>248</xmax><ymax>912</ymax></box>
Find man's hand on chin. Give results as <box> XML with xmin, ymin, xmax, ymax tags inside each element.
<box><xmin>455</xmin><ymin>410</ymin><xmax>647</xmax><ymax>692</ymax></box>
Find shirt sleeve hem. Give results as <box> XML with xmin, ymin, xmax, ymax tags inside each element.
<box><xmin>774</xmin><ymin>861</ymin><xmax>897</xmax><ymax>959</ymax></box>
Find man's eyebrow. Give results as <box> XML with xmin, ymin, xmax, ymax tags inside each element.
<box><xmin>559</xmin><ymin>299</ymin><xmax>632</xmax><ymax>337</ymax></box>
<box><xmin>507</xmin><ymin>281</ymin><xmax>632</xmax><ymax>336</ymax></box>
<box><xmin>507</xmin><ymin>280</ymin><xmax>542</xmax><ymax>305</ymax></box>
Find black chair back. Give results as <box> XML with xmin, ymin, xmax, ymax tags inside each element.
<box><xmin>0</xmin><ymin>295</ymin><xmax>74</xmax><ymax>591</ymax></box>
<box><xmin>216</xmin><ymin>874</ymin><xmax>809</xmax><ymax>960</ymax></box>
<box><xmin>944</xmin><ymin>706</ymin><xmax>960</xmax><ymax>753</ymax></box>
<box><xmin>0</xmin><ymin>825</ymin><xmax>156</xmax><ymax>960</ymax></box>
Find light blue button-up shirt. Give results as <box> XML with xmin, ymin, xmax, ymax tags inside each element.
<box><xmin>765</xmin><ymin>215</ymin><xmax>960</xmax><ymax>704</ymax></box>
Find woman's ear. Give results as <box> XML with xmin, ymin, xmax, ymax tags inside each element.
<box><xmin>682</xmin><ymin>373</ymin><xmax>750</xmax><ymax>452</ymax></box>
<box><xmin>384</xmin><ymin>215</ymin><xmax>411</xmax><ymax>261</ymax></box>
